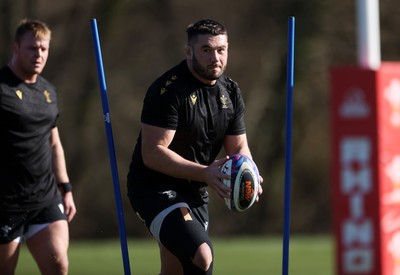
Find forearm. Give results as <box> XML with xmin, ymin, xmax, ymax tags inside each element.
<box><xmin>52</xmin><ymin>144</ymin><xmax>70</xmax><ymax>183</ymax></box>
<box><xmin>143</xmin><ymin>144</ymin><xmax>207</xmax><ymax>182</ymax></box>
<box><xmin>224</xmin><ymin>134</ymin><xmax>253</xmax><ymax>159</ymax></box>
<box><xmin>50</xmin><ymin>128</ymin><xmax>70</xmax><ymax>183</ymax></box>
<box><xmin>233</xmin><ymin>147</ymin><xmax>252</xmax><ymax>158</ymax></box>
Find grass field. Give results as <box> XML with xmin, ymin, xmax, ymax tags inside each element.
<box><xmin>15</xmin><ymin>235</ymin><xmax>334</xmax><ymax>274</ymax></box>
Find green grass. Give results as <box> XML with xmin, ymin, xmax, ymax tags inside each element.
<box><xmin>15</xmin><ymin>235</ymin><xmax>334</xmax><ymax>274</ymax></box>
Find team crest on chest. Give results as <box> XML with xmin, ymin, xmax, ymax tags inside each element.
<box><xmin>220</xmin><ymin>94</ymin><xmax>228</xmax><ymax>109</ymax></box>
<box><xmin>43</xmin><ymin>90</ymin><xmax>52</xmax><ymax>103</ymax></box>
<box><xmin>15</xmin><ymin>90</ymin><xmax>23</xmax><ymax>100</ymax></box>
<box><xmin>190</xmin><ymin>93</ymin><xmax>197</xmax><ymax>106</ymax></box>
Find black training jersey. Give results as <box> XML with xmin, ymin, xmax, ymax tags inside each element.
<box><xmin>0</xmin><ymin>66</ymin><xmax>60</xmax><ymax>210</ymax></box>
<box><xmin>127</xmin><ymin>60</ymin><xmax>246</xmax><ymax>200</ymax></box>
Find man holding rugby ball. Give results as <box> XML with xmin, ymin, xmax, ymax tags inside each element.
<box><xmin>127</xmin><ymin>19</ymin><xmax>262</xmax><ymax>275</ymax></box>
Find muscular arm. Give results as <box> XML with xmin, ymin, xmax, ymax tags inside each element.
<box><xmin>223</xmin><ymin>133</ymin><xmax>252</xmax><ymax>158</ymax></box>
<box><xmin>50</xmin><ymin>127</ymin><xmax>76</xmax><ymax>221</ymax></box>
<box><xmin>141</xmin><ymin>123</ymin><xmax>230</xmax><ymax>198</ymax></box>
<box><xmin>50</xmin><ymin>127</ymin><xmax>69</xmax><ymax>183</ymax></box>
<box><xmin>141</xmin><ymin>123</ymin><xmax>207</xmax><ymax>181</ymax></box>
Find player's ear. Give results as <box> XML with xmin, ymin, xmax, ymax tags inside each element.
<box><xmin>185</xmin><ymin>44</ymin><xmax>193</xmax><ymax>59</ymax></box>
<box><xmin>11</xmin><ymin>41</ymin><xmax>19</xmax><ymax>55</ymax></box>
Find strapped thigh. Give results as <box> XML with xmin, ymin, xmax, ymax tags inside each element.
<box><xmin>149</xmin><ymin>202</ymin><xmax>188</xmax><ymax>241</ymax></box>
<box><xmin>159</xmin><ymin>207</ymin><xmax>213</xmax><ymax>275</ymax></box>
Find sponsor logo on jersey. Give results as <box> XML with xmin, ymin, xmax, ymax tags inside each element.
<box><xmin>1</xmin><ymin>225</ymin><xmax>12</xmax><ymax>238</ymax></box>
<box><xmin>190</xmin><ymin>93</ymin><xmax>197</xmax><ymax>105</ymax></box>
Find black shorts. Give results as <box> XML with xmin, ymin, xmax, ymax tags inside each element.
<box><xmin>130</xmin><ymin>188</ymin><xmax>213</xmax><ymax>272</ymax></box>
<box><xmin>129</xmin><ymin>188</ymin><xmax>209</xmax><ymax>241</ymax></box>
<box><xmin>0</xmin><ymin>201</ymin><xmax>67</xmax><ymax>244</ymax></box>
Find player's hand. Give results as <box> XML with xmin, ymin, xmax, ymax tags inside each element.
<box><xmin>202</xmin><ymin>156</ymin><xmax>231</xmax><ymax>200</ymax></box>
<box><xmin>63</xmin><ymin>192</ymin><xmax>77</xmax><ymax>222</ymax></box>
<box><xmin>256</xmin><ymin>175</ymin><xmax>263</xmax><ymax>202</ymax></box>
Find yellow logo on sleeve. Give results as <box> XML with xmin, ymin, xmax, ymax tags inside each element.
<box><xmin>15</xmin><ymin>90</ymin><xmax>23</xmax><ymax>100</ymax></box>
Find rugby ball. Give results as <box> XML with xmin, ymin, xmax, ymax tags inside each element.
<box><xmin>220</xmin><ymin>154</ymin><xmax>260</xmax><ymax>212</ymax></box>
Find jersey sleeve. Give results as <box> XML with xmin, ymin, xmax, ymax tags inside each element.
<box><xmin>226</xmin><ymin>82</ymin><xmax>246</xmax><ymax>135</ymax></box>
<box><xmin>141</xmin><ymin>79</ymin><xmax>179</xmax><ymax>130</ymax></box>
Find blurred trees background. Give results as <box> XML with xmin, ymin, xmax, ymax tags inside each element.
<box><xmin>1</xmin><ymin>0</ymin><xmax>399</xmax><ymax>239</ymax></box>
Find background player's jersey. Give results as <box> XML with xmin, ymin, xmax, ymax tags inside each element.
<box><xmin>0</xmin><ymin>66</ymin><xmax>60</xmax><ymax>210</ymax></box>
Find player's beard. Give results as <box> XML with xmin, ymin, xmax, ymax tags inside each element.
<box><xmin>192</xmin><ymin>53</ymin><xmax>226</xmax><ymax>81</ymax></box>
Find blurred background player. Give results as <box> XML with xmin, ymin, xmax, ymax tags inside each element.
<box><xmin>0</xmin><ymin>19</ymin><xmax>76</xmax><ymax>275</ymax></box>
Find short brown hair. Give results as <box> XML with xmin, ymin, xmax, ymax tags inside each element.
<box><xmin>14</xmin><ymin>19</ymin><xmax>51</xmax><ymax>44</ymax></box>
<box><xmin>186</xmin><ymin>19</ymin><xmax>227</xmax><ymax>45</ymax></box>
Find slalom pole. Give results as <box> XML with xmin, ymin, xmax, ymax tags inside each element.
<box><xmin>90</xmin><ymin>18</ymin><xmax>131</xmax><ymax>275</ymax></box>
<box><xmin>282</xmin><ymin>16</ymin><xmax>295</xmax><ymax>275</ymax></box>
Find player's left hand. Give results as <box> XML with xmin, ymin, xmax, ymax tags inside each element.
<box><xmin>256</xmin><ymin>175</ymin><xmax>263</xmax><ymax>202</ymax></box>
<box><xmin>63</xmin><ymin>192</ymin><xmax>77</xmax><ymax>222</ymax></box>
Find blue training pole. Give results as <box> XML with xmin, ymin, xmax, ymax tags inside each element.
<box><xmin>90</xmin><ymin>18</ymin><xmax>132</xmax><ymax>275</ymax></box>
<box><xmin>282</xmin><ymin>16</ymin><xmax>295</xmax><ymax>275</ymax></box>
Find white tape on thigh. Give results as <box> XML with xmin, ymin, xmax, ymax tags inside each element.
<box><xmin>150</xmin><ymin>202</ymin><xmax>189</xmax><ymax>241</ymax></box>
